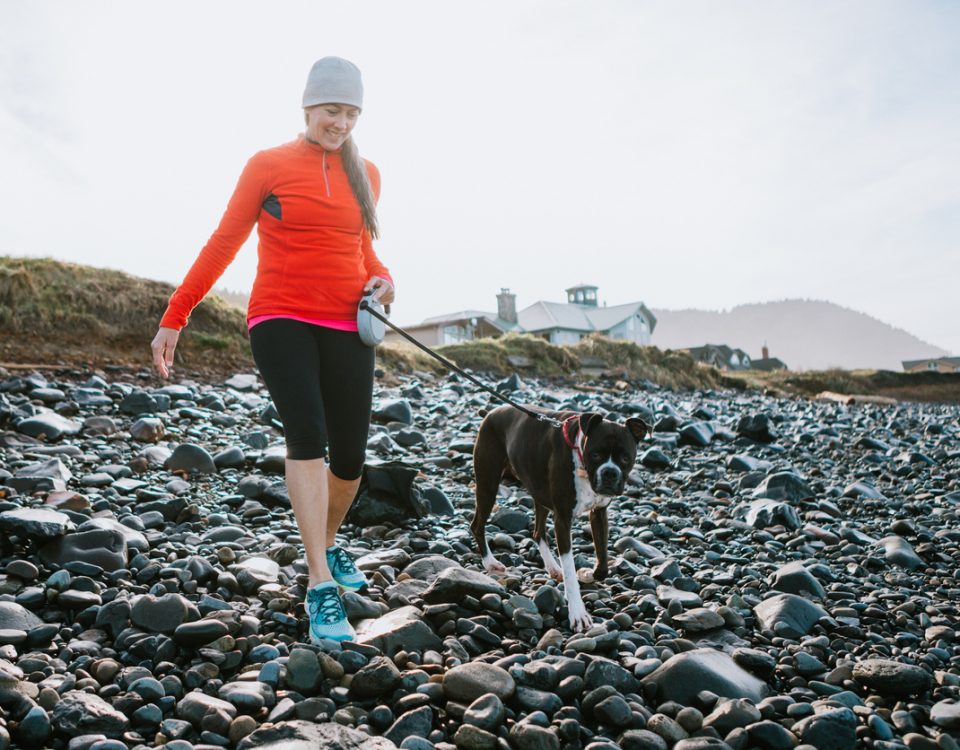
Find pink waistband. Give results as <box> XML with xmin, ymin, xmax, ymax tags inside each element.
<box><xmin>248</xmin><ymin>314</ymin><xmax>358</xmax><ymax>332</ymax></box>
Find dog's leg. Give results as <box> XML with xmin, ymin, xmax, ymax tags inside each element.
<box><xmin>589</xmin><ymin>507</ymin><xmax>610</xmax><ymax>581</ymax></box>
<box><xmin>555</xmin><ymin>515</ymin><xmax>593</xmax><ymax>632</ymax></box>
<box><xmin>471</xmin><ymin>431</ymin><xmax>507</xmax><ymax>574</ymax></box>
<box><xmin>533</xmin><ymin>502</ymin><xmax>563</xmax><ymax>581</ymax></box>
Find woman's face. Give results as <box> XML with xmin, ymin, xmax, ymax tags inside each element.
<box><xmin>305</xmin><ymin>103</ymin><xmax>360</xmax><ymax>150</ymax></box>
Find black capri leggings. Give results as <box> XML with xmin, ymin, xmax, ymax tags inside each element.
<box><xmin>249</xmin><ymin>318</ymin><xmax>374</xmax><ymax>478</ymax></box>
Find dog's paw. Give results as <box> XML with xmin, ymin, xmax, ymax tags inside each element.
<box><xmin>482</xmin><ymin>555</ymin><xmax>508</xmax><ymax>575</ymax></box>
<box><xmin>546</xmin><ymin>563</ymin><xmax>564</xmax><ymax>582</ymax></box>
<box><xmin>567</xmin><ymin>598</ymin><xmax>593</xmax><ymax>632</ymax></box>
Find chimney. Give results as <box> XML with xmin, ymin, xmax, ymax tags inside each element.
<box><xmin>497</xmin><ymin>288</ymin><xmax>517</xmax><ymax>324</ymax></box>
<box><xmin>762</xmin><ymin>343</ymin><xmax>769</xmax><ymax>360</ymax></box>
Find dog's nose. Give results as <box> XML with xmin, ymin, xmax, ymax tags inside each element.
<box><xmin>599</xmin><ymin>466</ymin><xmax>621</xmax><ymax>485</ymax></box>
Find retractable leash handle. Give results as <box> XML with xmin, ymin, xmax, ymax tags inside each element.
<box><xmin>358</xmin><ymin>301</ymin><xmax>563</xmax><ymax>429</ymax></box>
<box><xmin>357</xmin><ymin>291</ymin><xmax>387</xmax><ymax>346</ymax></box>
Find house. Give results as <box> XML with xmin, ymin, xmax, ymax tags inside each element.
<box><xmin>685</xmin><ymin>344</ymin><xmax>752</xmax><ymax>371</ymax></box>
<box><xmin>902</xmin><ymin>356</ymin><xmax>960</xmax><ymax>374</ymax></box>
<box><xmin>381</xmin><ymin>310</ymin><xmax>514</xmax><ymax>347</ymax></box>
<box><xmin>384</xmin><ymin>284</ymin><xmax>657</xmax><ymax>346</ymax></box>
<box><xmin>750</xmin><ymin>345</ymin><xmax>788</xmax><ymax>371</ymax></box>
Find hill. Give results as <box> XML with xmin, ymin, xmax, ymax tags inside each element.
<box><xmin>0</xmin><ymin>256</ymin><xmax>251</xmax><ymax>373</ymax></box>
<box><xmin>1</xmin><ymin>258</ymin><xmax>957</xmax><ymax>402</ymax></box>
<box><xmin>651</xmin><ymin>299</ymin><xmax>949</xmax><ymax>371</ymax></box>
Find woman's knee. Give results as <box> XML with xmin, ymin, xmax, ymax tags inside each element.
<box><xmin>283</xmin><ymin>423</ymin><xmax>327</xmax><ymax>461</ymax></box>
<box><xmin>328</xmin><ymin>450</ymin><xmax>365</xmax><ymax>481</ymax></box>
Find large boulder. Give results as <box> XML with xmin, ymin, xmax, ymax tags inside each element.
<box><xmin>736</xmin><ymin>414</ymin><xmax>778</xmax><ymax>443</ymax></box>
<box><xmin>237</xmin><ymin>720</ymin><xmax>396</xmax><ymax>750</ymax></box>
<box><xmin>769</xmin><ymin>562</ymin><xmax>826</xmax><ymax>600</ymax></box>
<box><xmin>39</xmin><ymin>529</ymin><xmax>128</xmax><ymax>571</ymax></box>
<box><xmin>852</xmin><ymin>659</ymin><xmax>932</xmax><ymax>697</ymax></box>
<box><xmin>422</xmin><ymin>566</ymin><xmax>507</xmax><ymax>604</ymax></box>
<box><xmin>641</xmin><ymin>648</ymin><xmax>770</xmax><ymax>705</ymax></box>
<box><xmin>0</xmin><ymin>508</ymin><xmax>74</xmax><ymax>539</ymax></box>
<box><xmin>346</xmin><ymin>461</ymin><xmax>430</xmax><ymax>526</ymax></box>
<box><xmin>16</xmin><ymin>411</ymin><xmax>82</xmax><ymax>441</ymax></box>
<box><xmin>751</xmin><ymin>472</ymin><xmax>814</xmax><ymax>503</ymax></box>
<box><xmin>354</xmin><ymin>606</ymin><xmax>443</xmax><ymax>657</ymax></box>
<box><xmin>753</xmin><ymin>594</ymin><xmax>828</xmax><ymax>639</ymax></box>
<box><xmin>51</xmin><ymin>691</ymin><xmax>130</xmax><ymax>738</ymax></box>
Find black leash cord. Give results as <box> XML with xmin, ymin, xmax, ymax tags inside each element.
<box><xmin>360</xmin><ymin>301</ymin><xmax>562</xmax><ymax>428</ymax></box>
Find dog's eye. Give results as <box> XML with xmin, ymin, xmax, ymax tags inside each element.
<box><xmin>590</xmin><ymin>451</ymin><xmax>602</xmax><ymax>461</ymax></box>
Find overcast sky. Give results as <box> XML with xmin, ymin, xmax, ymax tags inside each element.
<box><xmin>2</xmin><ymin>1</ymin><xmax>958</xmax><ymax>354</ymax></box>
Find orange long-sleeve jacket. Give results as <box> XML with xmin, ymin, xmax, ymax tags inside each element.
<box><xmin>160</xmin><ymin>135</ymin><xmax>391</xmax><ymax>330</ymax></box>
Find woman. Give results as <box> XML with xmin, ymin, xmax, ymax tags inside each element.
<box><xmin>151</xmin><ymin>56</ymin><xmax>394</xmax><ymax>643</ymax></box>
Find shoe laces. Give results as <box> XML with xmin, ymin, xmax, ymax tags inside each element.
<box><xmin>327</xmin><ymin>546</ymin><xmax>358</xmax><ymax>577</ymax></box>
<box><xmin>307</xmin><ymin>585</ymin><xmax>346</xmax><ymax>626</ymax></box>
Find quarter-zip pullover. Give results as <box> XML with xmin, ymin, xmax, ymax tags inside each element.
<box><xmin>160</xmin><ymin>135</ymin><xmax>391</xmax><ymax>330</ymax></box>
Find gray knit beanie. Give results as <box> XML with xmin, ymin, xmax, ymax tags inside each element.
<box><xmin>302</xmin><ymin>57</ymin><xmax>363</xmax><ymax>109</ymax></box>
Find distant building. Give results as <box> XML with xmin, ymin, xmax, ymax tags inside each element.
<box><xmin>902</xmin><ymin>356</ymin><xmax>960</xmax><ymax>374</ymax></box>
<box><xmin>385</xmin><ymin>285</ymin><xmax>657</xmax><ymax>346</ymax></box>
<box><xmin>750</xmin><ymin>344</ymin><xmax>788</xmax><ymax>372</ymax></box>
<box><xmin>685</xmin><ymin>344</ymin><xmax>752</xmax><ymax>371</ymax></box>
<box><xmin>382</xmin><ymin>310</ymin><xmax>514</xmax><ymax>347</ymax></box>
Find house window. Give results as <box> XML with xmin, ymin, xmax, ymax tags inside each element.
<box><xmin>442</xmin><ymin>325</ymin><xmax>469</xmax><ymax>344</ymax></box>
<box><xmin>928</xmin><ymin>361</ymin><xmax>938</xmax><ymax>370</ymax></box>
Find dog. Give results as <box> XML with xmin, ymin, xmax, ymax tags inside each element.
<box><xmin>471</xmin><ymin>404</ymin><xmax>650</xmax><ymax>632</ymax></box>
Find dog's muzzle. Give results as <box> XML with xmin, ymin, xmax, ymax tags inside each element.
<box><xmin>596</xmin><ymin>464</ymin><xmax>623</xmax><ymax>494</ymax></box>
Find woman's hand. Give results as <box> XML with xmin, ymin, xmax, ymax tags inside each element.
<box><xmin>364</xmin><ymin>276</ymin><xmax>395</xmax><ymax>305</ymax></box>
<box><xmin>151</xmin><ymin>327</ymin><xmax>180</xmax><ymax>379</ymax></box>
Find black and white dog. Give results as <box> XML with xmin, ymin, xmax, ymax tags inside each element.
<box><xmin>471</xmin><ymin>405</ymin><xmax>649</xmax><ymax>631</ymax></box>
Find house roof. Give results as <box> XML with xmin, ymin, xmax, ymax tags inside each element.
<box><xmin>902</xmin><ymin>356</ymin><xmax>960</xmax><ymax>368</ymax></box>
<box><xmin>518</xmin><ymin>300</ymin><xmax>657</xmax><ymax>334</ymax></box>
<box><xmin>418</xmin><ymin>310</ymin><xmax>516</xmax><ymax>331</ymax></box>
<box><xmin>687</xmin><ymin>343</ymin><xmax>750</xmax><ymax>360</ymax></box>
<box><xmin>421</xmin><ymin>309</ymin><xmax>494</xmax><ymax>324</ymax></box>
<box><xmin>751</xmin><ymin>357</ymin><xmax>788</xmax><ymax>371</ymax></box>
<box><xmin>519</xmin><ymin>301</ymin><xmax>593</xmax><ymax>332</ymax></box>
<box><xmin>586</xmin><ymin>302</ymin><xmax>657</xmax><ymax>333</ymax></box>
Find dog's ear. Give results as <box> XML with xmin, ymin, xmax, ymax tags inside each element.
<box><xmin>626</xmin><ymin>417</ymin><xmax>651</xmax><ymax>442</ymax></box>
<box><xmin>578</xmin><ymin>412</ymin><xmax>603</xmax><ymax>437</ymax></box>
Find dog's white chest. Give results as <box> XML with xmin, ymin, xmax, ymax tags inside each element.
<box><xmin>572</xmin><ymin>464</ymin><xmax>611</xmax><ymax>516</ymax></box>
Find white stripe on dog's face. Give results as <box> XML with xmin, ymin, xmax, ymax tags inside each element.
<box><xmin>594</xmin><ymin>457</ymin><xmax>621</xmax><ymax>487</ymax></box>
<box><xmin>573</xmin><ymin>451</ymin><xmax>613</xmax><ymax>516</ymax></box>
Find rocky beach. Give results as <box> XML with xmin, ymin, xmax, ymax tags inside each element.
<box><xmin>0</xmin><ymin>363</ymin><xmax>957</xmax><ymax>750</ymax></box>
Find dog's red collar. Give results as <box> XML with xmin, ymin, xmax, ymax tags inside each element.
<box><xmin>561</xmin><ymin>415</ymin><xmax>586</xmax><ymax>465</ymax></box>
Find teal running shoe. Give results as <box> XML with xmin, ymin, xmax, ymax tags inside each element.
<box><xmin>306</xmin><ymin>581</ymin><xmax>355</xmax><ymax>643</ymax></box>
<box><xmin>326</xmin><ymin>545</ymin><xmax>369</xmax><ymax>592</ymax></box>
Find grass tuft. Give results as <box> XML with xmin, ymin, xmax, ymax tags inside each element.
<box><xmin>0</xmin><ymin>256</ymin><xmax>250</xmax><ymax>370</ymax></box>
